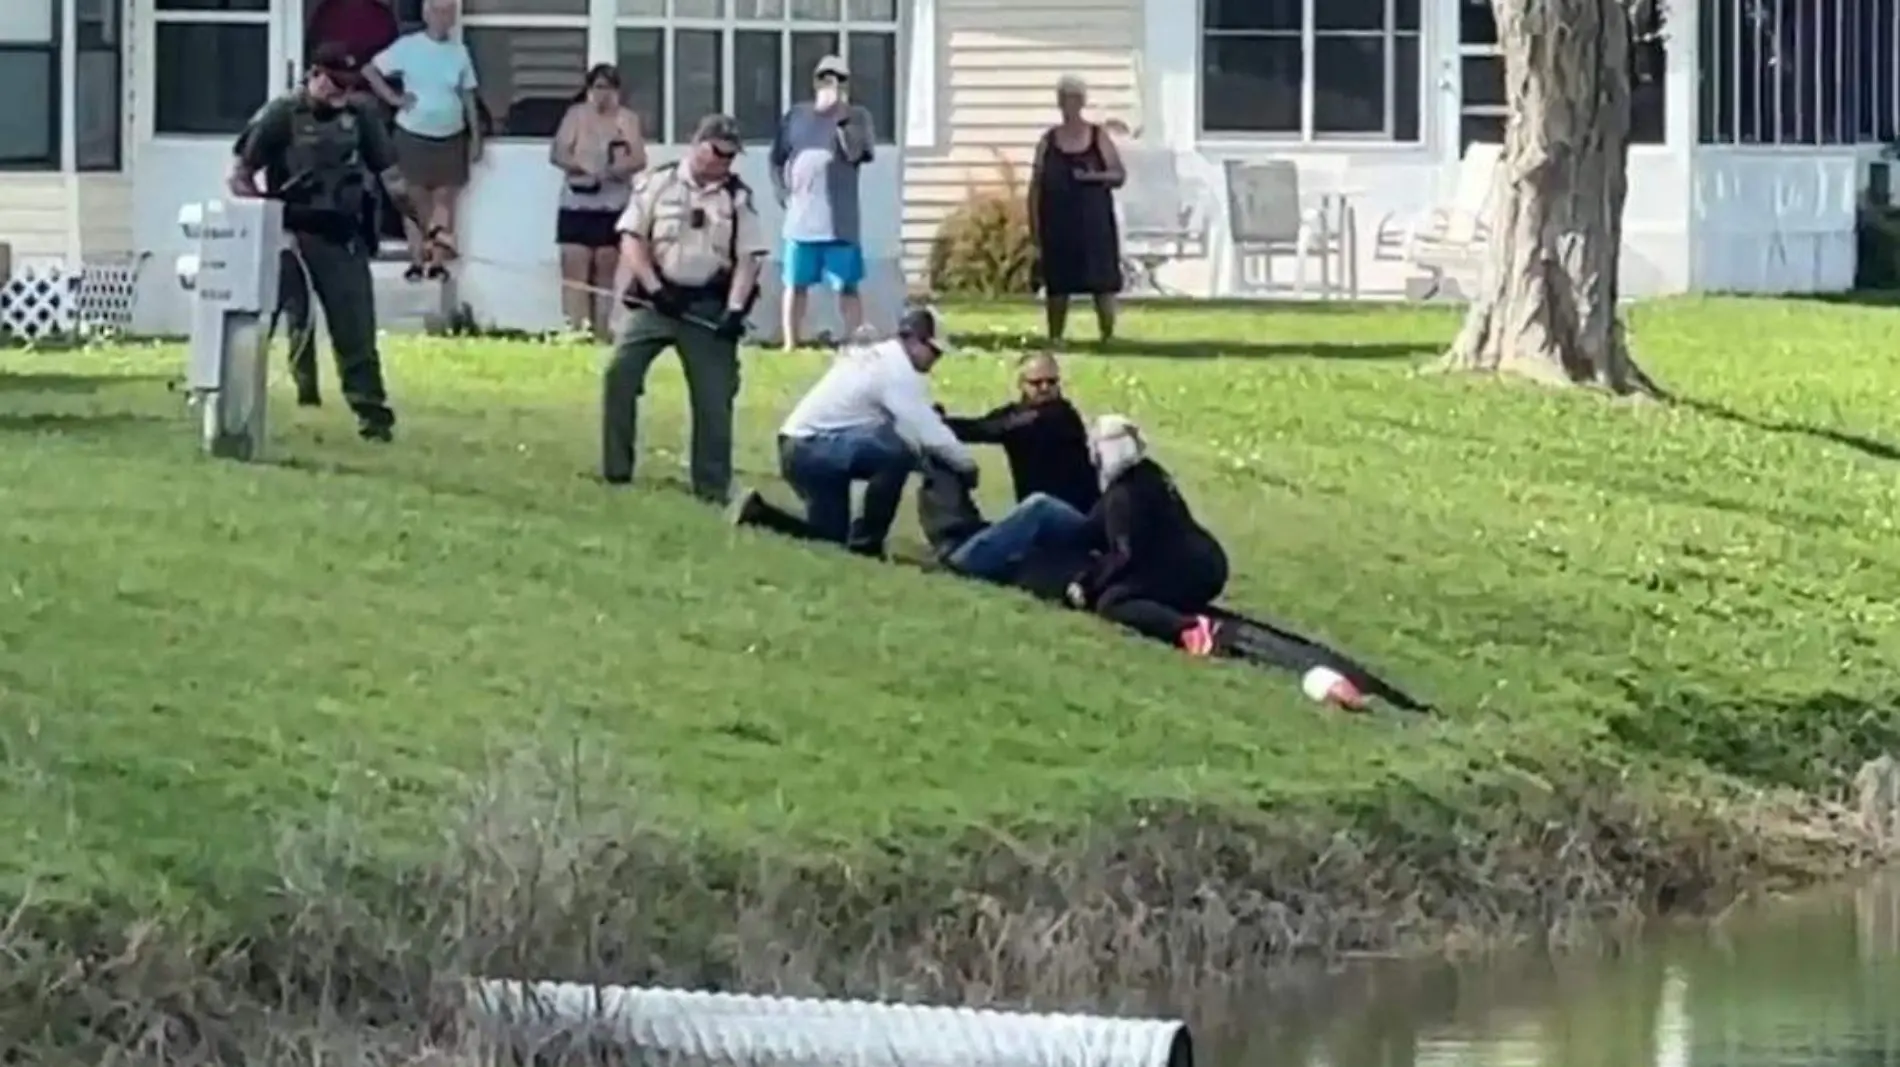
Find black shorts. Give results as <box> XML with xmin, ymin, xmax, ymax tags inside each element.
<box><xmin>556</xmin><ymin>209</ymin><xmax>620</xmax><ymax>249</ymax></box>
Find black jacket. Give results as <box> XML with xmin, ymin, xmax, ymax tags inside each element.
<box><xmin>944</xmin><ymin>398</ymin><xmax>1100</xmax><ymax>515</ymax></box>
<box><xmin>1077</xmin><ymin>458</ymin><xmax>1227</xmax><ymax>603</ymax></box>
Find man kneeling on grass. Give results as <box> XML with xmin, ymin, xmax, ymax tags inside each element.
<box><xmin>729</xmin><ymin>307</ymin><xmax>974</xmax><ymax>558</ymax></box>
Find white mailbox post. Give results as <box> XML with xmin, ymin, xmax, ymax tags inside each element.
<box><xmin>177</xmin><ymin>199</ymin><xmax>284</xmax><ymax>462</ymax></box>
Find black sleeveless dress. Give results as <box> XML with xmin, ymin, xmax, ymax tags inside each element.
<box><xmin>1033</xmin><ymin>124</ymin><xmax>1124</xmax><ymax>297</ymax></box>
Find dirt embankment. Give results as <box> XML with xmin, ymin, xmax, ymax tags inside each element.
<box><xmin>4</xmin><ymin>754</ymin><xmax>1887</xmax><ymax>1064</ymax></box>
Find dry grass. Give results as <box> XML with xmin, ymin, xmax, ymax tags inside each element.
<box><xmin>2</xmin><ymin>744</ymin><xmax>1876</xmax><ymax>1063</ymax></box>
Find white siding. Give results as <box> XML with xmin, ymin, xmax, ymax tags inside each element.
<box><xmin>901</xmin><ymin>0</ymin><xmax>1142</xmax><ymax>283</ymax></box>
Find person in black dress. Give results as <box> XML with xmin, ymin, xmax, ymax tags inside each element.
<box><xmin>1029</xmin><ymin>76</ymin><xmax>1124</xmax><ymax>346</ymax></box>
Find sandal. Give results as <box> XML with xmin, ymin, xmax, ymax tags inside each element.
<box><xmin>425</xmin><ymin>264</ymin><xmax>449</xmax><ymax>281</ymax></box>
<box><xmin>403</xmin><ymin>264</ymin><xmax>424</xmax><ymax>283</ymax></box>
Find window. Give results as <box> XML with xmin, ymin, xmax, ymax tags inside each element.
<box><xmin>1699</xmin><ymin>0</ymin><xmax>1900</xmax><ymax>144</ymax></box>
<box><xmin>77</xmin><ymin>0</ymin><xmax>122</xmax><ymax>169</ymax></box>
<box><xmin>0</xmin><ymin>0</ymin><xmax>56</xmax><ymax>169</ymax></box>
<box><xmin>154</xmin><ymin>0</ymin><xmax>269</xmax><ymax>135</ymax></box>
<box><xmin>615</xmin><ymin>0</ymin><xmax>898</xmax><ymax>145</ymax></box>
<box><xmin>1461</xmin><ymin>0</ymin><xmax>1663</xmax><ymax>149</ymax></box>
<box><xmin>460</xmin><ymin>0</ymin><xmax>589</xmax><ymax>138</ymax></box>
<box><xmin>1200</xmin><ymin>0</ymin><xmax>1421</xmax><ymax>141</ymax></box>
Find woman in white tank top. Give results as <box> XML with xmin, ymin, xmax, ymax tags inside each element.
<box><xmin>550</xmin><ymin>63</ymin><xmax>647</xmax><ymax>338</ymax></box>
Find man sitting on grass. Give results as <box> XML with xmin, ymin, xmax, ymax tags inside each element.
<box><xmin>941</xmin><ymin>351</ymin><xmax>1099</xmax><ymax>514</ymax></box>
<box><xmin>729</xmin><ymin>307</ymin><xmax>974</xmax><ymax>558</ymax></box>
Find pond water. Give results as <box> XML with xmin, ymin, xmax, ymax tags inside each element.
<box><xmin>1211</xmin><ymin>874</ymin><xmax>1900</xmax><ymax>1067</ymax></box>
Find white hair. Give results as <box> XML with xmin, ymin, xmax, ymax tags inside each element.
<box><xmin>1056</xmin><ymin>74</ymin><xmax>1087</xmax><ymax>96</ymax></box>
<box><xmin>1090</xmin><ymin>413</ymin><xmax>1147</xmax><ymax>488</ymax></box>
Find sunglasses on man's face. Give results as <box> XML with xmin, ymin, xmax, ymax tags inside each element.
<box><xmin>707</xmin><ymin>143</ymin><xmax>738</xmax><ymax>160</ymax></box>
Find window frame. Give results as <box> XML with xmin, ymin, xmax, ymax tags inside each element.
<box><xmin>148</xmin><ymin>0</ymin><xmax>272</xmax><ymax>139</ymax></box>
<box><xmin>1697</xmin><ymin>0</ymin><xmax>1898</xmax><ymax>147</ymax></box>
<box><xmin>612</xmin><ymin>0</ymin><xmax>901</xmax><ymax>145</ymax></box>
<box><xmin>460</xmin><ymin>17</ymin><xmax>592</xmax><ymax>140</ymax></box>
<box><xmin>0</xmin><ymin>0</ymin><xmax>59</xmax><ymax>172</ymax></box>
<box><xmin>1197</xmin><ymin>0</ymin><xmax>1424</xmax><ymax>145</ymax></box>
<box><xmin>141</xmin><ymin>0</ymin><xmax>903</xmax><ymax>146</ymax></box>
<box><xmin>0</xmin><ymin>42</ymin><xmax>59</xmax><ymax>171</ymax></box>
<box><xmin>76</xmin><ymin>0</ymin><xmax>124</xmax><ymax>170</ymax></box>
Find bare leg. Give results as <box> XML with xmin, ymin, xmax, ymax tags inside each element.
<box><xmin>559</xmin><ymin>244</ymin><xmax>593</xmax><ymax>331</ymax></box>
<box><xmin>431</xmin><ymin>185</ymin><xmax>462</xmax><ymax>262</ymax></box>
<box><xmin>781</xmin><ymin>285</ymin><xmax>809</xmax><ymax>352</ymax></box>
<box><xmin>1045</xmin><ymin>294</ymin><xmax>1070</xmax><ymax>343</ymax></box>
<box><xmin>839</xmin><ymin>291</ymin><xmax>865</xmax><ymax>338</ymax></box>
<box><xmin>402</xmin><ymin>190</ymin><xmax>430</xmax><ymax>273</ymax></box>
<box><xmin>1092</xmin><ymin>293</ymin><xmax>1117</xmax><ymax>343</ymax></box>
<box><xmin>590</xmin><ymin>246</ymin><xmax>619</xmax><ymax>340</ymax></box>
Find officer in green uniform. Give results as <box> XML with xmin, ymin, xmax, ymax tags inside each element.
<box><xmin>227</xmin><ymin>41</ymin><xmax>408</xmax><ymax>442</ymax></box>
<box><xmin>601</xmin><ymin>113</ymin><xmax>768</xmax><ymax>501</ymax></box>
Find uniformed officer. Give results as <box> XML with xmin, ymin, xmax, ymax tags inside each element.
<box><xmin>227</xmin><ymin>41</ymin><xmax>407</xmax><ymax>442</ymax></box>
<box><xmin>601</xmin><ymin>113</ymin><xmax>768</xmax><ymax>501</ymax></box>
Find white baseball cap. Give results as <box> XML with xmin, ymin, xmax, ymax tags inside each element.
<box><xmin>814</xmin><ymin>54</ymin><xmax>849</xmax><ymax>80</ymax></box>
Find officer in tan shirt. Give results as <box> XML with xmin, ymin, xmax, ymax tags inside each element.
<box><xmin>602</xmin><ymin>113</ymin><xmax>768</xmax><ymax>501</ymax></box>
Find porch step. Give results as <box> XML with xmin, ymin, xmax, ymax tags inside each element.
<box><xmin>371</xmin><ymin>258</ymin><xmax>456</xmax><ymax>333</ymax></box>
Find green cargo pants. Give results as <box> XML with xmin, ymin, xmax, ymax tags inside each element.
<box><xmin>599</xmin><ymin>296</ymin><xmax>740</xmax><ymax>502</ymax></box>
<box><xmin>278</xmin><ymin>233</ymin><xmax>395</xmax><ymax>432</ymax></box>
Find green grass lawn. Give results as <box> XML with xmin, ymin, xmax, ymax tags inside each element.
<box><xmin>4</xmin><ymin>296</ymin><xmax>1899</xmax><ymax>925</ymax></box>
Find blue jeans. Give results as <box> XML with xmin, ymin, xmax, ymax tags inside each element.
<box><xmin>779</xmin><ymin>426</ymin><xmax>914</xmax><ymax>552</ymax></box>
<box><xmin>946</xmin><ymin>492</ymin><xmax>1091</xmax><ymax>581</ymax></box>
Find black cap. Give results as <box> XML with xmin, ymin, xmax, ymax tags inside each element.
<box><xmin>309</xmin><ymin>41</ymin><xmax>361</xmax><ymax>76</ymax></box>
<box><xmin>898</xmin><ymin>306</ymin><xmax>945</xmax><ymax>354</ymax></box>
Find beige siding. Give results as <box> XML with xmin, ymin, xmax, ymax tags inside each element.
<box><xmin>902</xmin><ymin>0</ymin><xmax>1142</xmax><ymax>283</ymax></box>
<box><xmin>0</xmin><ymin>176</ymin><xmax>76</xmax><ymax>264</ymax></box>
<box><xmin>0</xmin><ymin>174</ymin><xmax>137</xmax><ymax>268</ymax></box>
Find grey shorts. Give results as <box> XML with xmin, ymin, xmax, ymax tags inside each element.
<box><xmin>394</xmin><ymin>127</ymin><xmax>470</xmax><ymax>189</ymax></box>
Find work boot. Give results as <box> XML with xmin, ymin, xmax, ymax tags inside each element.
<box><xmin>727</xmin><ymin>488</ymin><xmax>767</xmax><ymax>526</ymax></box>
<box><xmin>357</xmin><ymin>420</ymin><xmax>394</xmax><ymax>443</ymax></box>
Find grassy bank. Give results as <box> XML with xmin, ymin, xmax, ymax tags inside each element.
<box><xmin>2</xmin><ymin>297</ymin><xmax>1895</xmax><ymax>1055</ymax></box>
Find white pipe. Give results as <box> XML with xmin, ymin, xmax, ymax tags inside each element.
<box><xmin>469</xmin><ymin>980</ymin><xmax>1193</xmax><ymax>1067</ymax></box>
<box><xmin>59</xmin><ymin>0</ymin><xmax>81</xmax><ymax>281</ymax></box>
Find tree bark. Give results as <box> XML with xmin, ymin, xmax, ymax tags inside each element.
<box><xmin>1440</xmin><ymin>0</ymin><xmax>1659</xmax><ymax>396</ymax></box>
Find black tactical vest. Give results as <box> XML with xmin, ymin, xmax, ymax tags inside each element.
<box><xmin>280</xmin><ymin>102</ymin><xmax>371</xmax><ymax>238</ymax></box>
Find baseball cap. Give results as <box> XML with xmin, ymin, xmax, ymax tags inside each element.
<box><xmin>691</xmin><ymin>113</ymin><xmax>744</xmax><ymax>148</ymax></box>
<box><xmin>898</xmin><ymin>306</ymin><xmax>945</xmax><ymax>354</ymax></box>
<box><xmin>309</xmin><ymin>41</ymin><xmax>361</xmax><ymax>76</ymax></box>
<box><xmin>814</xmin><ymin>54</ymin><xmax>850</xmax><ymax>80</ymax></box>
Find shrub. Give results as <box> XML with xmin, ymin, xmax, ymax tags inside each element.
<box><xmin>1855</xmin><ymin>202</ymin><xmax>1900</xmax><ymax>291</ymax></box>
<box><xmin>926</xmin><ymin>154</ymin><xmax>1038</xmax><ymax>298</ymax></box>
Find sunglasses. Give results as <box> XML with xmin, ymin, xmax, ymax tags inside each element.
<box><xmin>708</xmin><ymin>143</ymin><xmax>737</xmax><ymax>160</ymax></box>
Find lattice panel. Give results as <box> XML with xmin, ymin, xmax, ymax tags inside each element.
<box><xmin>0</xmin><ymin>256</ymin><xmax>148</xmax><ymax>342</ymax></box>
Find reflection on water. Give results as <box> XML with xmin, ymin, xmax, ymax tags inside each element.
<box><xmin>1212</xmin><ymin>875</ymin><xmax>1900</xmax><ymax>1067</ymax></box>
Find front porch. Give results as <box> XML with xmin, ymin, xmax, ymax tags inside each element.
<box><xmin>125</xmin><ymin>0</ymin><xmax>921</xmax><ymax>338</ymax></box>
<box><xmin>1122</xmin><ymin>0</ymin><xmax>1891</xmax><ymax>300</ymax></box>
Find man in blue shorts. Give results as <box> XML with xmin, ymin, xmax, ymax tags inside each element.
<box><xmin>769</xmin><ymin>53</ymin><xmax>876</xmax><ymax>351</ymax></box>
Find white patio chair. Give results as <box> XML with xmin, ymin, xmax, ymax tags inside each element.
<box><xmin>1380</xmin><ymin>141</ymin><xmax>1503</xmax><ymax>299</ymax></box>
<box><xmin>1222</xmin><ymin>159</ymin><xmax>1345</xmax><ymax>299</ymax></box>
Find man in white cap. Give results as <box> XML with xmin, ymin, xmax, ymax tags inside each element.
<box><xmin>768</xmin><ymin>53</ymin><xmax>876</xmax><ymax>351</ymax></box>
<box><xmin>730</xmin><ymin>306</ymin><xmax>973</xmax><ymax>559</ymax></box>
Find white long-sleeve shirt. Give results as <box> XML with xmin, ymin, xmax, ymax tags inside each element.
<box><xmin>778</xmin><ymin>340</ymin><xmax>976</xmax><ymax>470</ymax></box>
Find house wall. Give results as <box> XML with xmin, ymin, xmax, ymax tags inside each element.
<box><xmin>0</xmin><ymin>0</ymin><xmax>137</xmax><ymax>274</ymax></box>
<box><xmin>899</xmin><ymin>0</ymin><xmax>1143</xmax><ymax>283</ymax></box>
<box><xmin>1133</xmin><ymin>0</ymin><xmax>1699</xmax><ymax>301</ymax></box>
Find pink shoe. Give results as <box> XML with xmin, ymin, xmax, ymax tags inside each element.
<box><xmin>1301</xmin><ymin>667</ymin><xmax>1367</xmax><ymax>710</ymax></box>
<box><xmin>1179</xmin><ymin>615</ymin><xmax>1220</xmax><ymax>657</ymax></box>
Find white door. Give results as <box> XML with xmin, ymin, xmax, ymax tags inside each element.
<box><xmin>276</xmin><ymin>0</ymin><xmax>305</xmax><ymax>93</ymax></box>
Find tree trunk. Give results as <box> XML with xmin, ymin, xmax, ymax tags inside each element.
<box><xmin>1440</xmin><ymin>0</ymin><xmax>1658</xmax><ymax>396</ymax></box>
